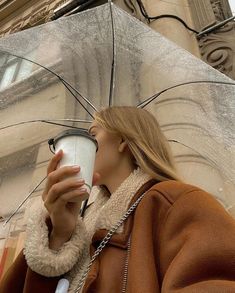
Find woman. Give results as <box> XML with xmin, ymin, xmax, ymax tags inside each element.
<box><xmin>1</xmin><ymin>106</ymin><xmax>235</xmax><ymax>293</ymax></box>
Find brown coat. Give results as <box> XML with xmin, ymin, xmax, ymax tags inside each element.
<box><xmin>1</xmin><ymin>180</ymin><xmax>235</xmax><ymax>293</ymax></box>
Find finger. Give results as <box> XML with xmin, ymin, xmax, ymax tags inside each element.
<box><xmin>45</xmin><ymin>188</ymin><xmax>88</xmax><ymax>210</ymax></box>
<box><xmin>60</xmin><ymin>189</ymin><xmax>88</xmax><ymax>203</ymax></box>
<box><xmin>46</xmin><ymin>165</ymin><xmax>81</xmax><ymax>188</ymax></box>
<box><xmin>47</xmin><ymin>150</ymin><xmax>63</xmax><ymax>175</ymax></box>
<box><xmin>46</xmin><ymin>178</ymin><xmax>85</xmax><ymax>204</ymax></box>
<box><xmin>42</xmin><ymin>165</ymin><xmax>82</xmax><ymax>201</ymax></box>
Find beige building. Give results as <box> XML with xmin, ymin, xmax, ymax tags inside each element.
<box><xmin>0</xmin><ymin>0</ymin><xmax>234</xmax><ymax>279</ymax></box>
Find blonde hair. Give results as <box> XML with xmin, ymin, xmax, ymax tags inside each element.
<box><xmin>94</xmin><ymin>106</ymin><xmax>180</xmax><ymax>182</ymax></box>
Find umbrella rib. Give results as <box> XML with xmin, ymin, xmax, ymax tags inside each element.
<box><xmin>137</xmin><ymin>80</ymin><xmax>235</xmax><ymax>108</ymax></box>
<box><xmin>108</xmin><ymin>0</ymin><xmax>116</xmax><ymax>106</ymax></box>
<box><xmin>168</xmin><ymin>139</ymin><xmax>233</xmax><ymax>184</ymax></box>
<box><xmin>0</xmin><ymin>50</ymin><xmax>97</xmax><ymax>114</ymax></box>
<box><xmin>59</xmin><ymin>78</ymin><xmax>94</xmax><ymax>119</ymax></box>
<box><xmin>36</xmin><ymin>120</ymin><xmax>89</xmax><ymax>129</ymax></box>
<box><xmin>59</xmin><ymin>78</ymin><xmax>98</xmax><ymax>113</ymax></box>
<box><xmin>3</xmin><ymin>176</ymin><xmax>47</xmax><ymax>226</ymax></box>
<box><xmin>0</xmin><ymin>119</ymin><xmax>92</xmax><ymax>131</ymax></box>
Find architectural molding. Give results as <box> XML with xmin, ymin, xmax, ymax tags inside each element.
<box><xmin>210</xmin><ymin>0</ymin><xmax>233</xmax><ymax>20</ymax></box>
<box><xmin>0</xmin><ymin>144</ymin><xmax>38</xmax><ymax>176</ymax></box>
<box><xmin>0</xmin><ymin>0</ymin><xmax>31</xmax><ymax>22</ymax></box>
<box><xmin>0</xmin><ymin>0</ymin><xmax>139</xmax><ymax>37</ymax></box>
<box><xmin>198</xmin><ymin>23</ymin><xmax>235</xmax><ymax>79</ymax></box>
<box><xmin>27</xmin><ymin>6</ymin><xmax>53</xmax><ymax>27</ymax></box>
<box><xmin>0</xmin><ymin>0</ymin><xmax>14</xmax><ymax>11</ymax></box>
<box><xmin>0</xmin><ymin>62</ymin><xmax>62</xmax><ymax>109</ymax></box>
<box><xmin>189</xmin><ymin>0</ymin><xmax>216</xmax><ymax>32</ymax></box>
<box><xmin>0</xmin><ymin>0</ymin><xmax>65</xmax><ymax>36</ymax></box>
<box><xmin>191</xmin><ymin>0</ymin><xmax>235</xmax><ymax>80</ymax></box>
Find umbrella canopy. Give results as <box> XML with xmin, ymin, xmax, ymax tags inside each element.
<box><xmin>0</xmin><ymin>2</ymin><xmax>234</xmax><ymax>223</ymax></box>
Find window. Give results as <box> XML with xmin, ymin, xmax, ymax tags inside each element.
<box><xmin>0</xmin><ymin>51</ymin><xmax>34</xmax><ymax>90</ymax></box>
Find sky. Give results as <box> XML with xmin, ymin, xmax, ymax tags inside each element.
<box><xmin>228</xmin><ymin>0</ymin><xmax>235</xmax><ymax>15</ymax></box>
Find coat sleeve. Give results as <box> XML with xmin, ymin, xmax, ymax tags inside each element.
<box><xmin>0</xmin><ymin>250</ymin><xmax>60</xmax><ymax>293</ymax></box>
<box><xmin>159</xmin><ymin>188</ymin><xmax>235</xmax><ymax>293</ymax></box>
<box><xmin>24</xmin><ymin>198</ymin><xmax>90</xmax><ymax>277</ymax></box>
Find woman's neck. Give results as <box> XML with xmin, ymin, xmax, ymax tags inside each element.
<box><xmin>104</xmin><ymin>164</ymin><xmax>136</xmax><ymax>194</ymax></box>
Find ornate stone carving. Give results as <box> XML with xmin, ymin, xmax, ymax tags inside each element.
<box><xmin>28</xmin><ymin>6</ymin><xmax>49</xmax><ymax>26</ymax></box>
<box><xmin>210</xmin><ymin>0</ymin><xmax>233</xmax><ymax>20</ymax></box>
<box><xmin>27</xmin><ymin>1</ymin><xmax>56</xmax><ymax>26</ymax></box>
<box><xmin>10</xmin><ymin>19</ymin><xmax>24</xmax><ymax>33</ymax></box>
<box><xmin>211</xmin><ymin>0</ymin><xmax>225</xmax><ymax>21</ymax></box>
<box><xmin>0</xmin><ymin>0</ymin><xmax>60</xmax><ymax>36</ymax></box>
<box><xmin>199</xmin><ymin>30</ymin><xmax>235</xmax><ymax>78</ymax></box>
<box><xmin>196</xmin><ymin>0</ymin><xmax>235</xmax><ymax>80</ymax></box>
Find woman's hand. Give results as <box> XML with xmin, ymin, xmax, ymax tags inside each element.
<box><xmin>42</xmin><ymin>150</ymin><xmax>99</xmax><ymax>250</ymax></box>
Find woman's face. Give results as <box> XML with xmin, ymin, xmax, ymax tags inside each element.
<box><xmin>88</xmin><ymin>121</ymin><xmax>124</xmax><ymax>186</ymax></box>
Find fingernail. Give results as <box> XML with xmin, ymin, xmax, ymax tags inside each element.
<box><xmin>72</xmin><ymin>165</ymin><xmax>80</xmax><ymax>171</ymax></box>
<box><xmin>77</xmin><ymin>179</ymin><xmax>85</xmax><ymax>184</ymax></box>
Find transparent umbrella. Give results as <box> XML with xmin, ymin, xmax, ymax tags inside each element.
<box><xmin>0</xmin><ymin>2</ymin><xmax>234</xmax><ymax>228</ymax></box>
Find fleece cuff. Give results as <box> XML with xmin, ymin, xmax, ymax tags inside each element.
<box><xmin>24</xmin><ymin>199</ymin><xmax>89</xmax><ymax>277</ymax></box>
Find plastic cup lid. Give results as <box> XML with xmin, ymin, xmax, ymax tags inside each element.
<box><xmin>48</xmin><ymin>128</ymin><xmax>98</xmax><ymax>152</ymax></box>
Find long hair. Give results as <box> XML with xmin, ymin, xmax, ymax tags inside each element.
<box><xmin>94</xmin><ymin>106</ymin><xmax>180</xmax><ymax>182</ymax></box>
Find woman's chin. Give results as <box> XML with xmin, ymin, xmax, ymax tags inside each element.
<box><xmin>92</xmin><ymin>172</ymin><xmax>102</xmax><ymax>186</ymax></box>
<box><xmin>93</xmin><ymin>178</ymin><xmax>104</xmax><ymax>187</ymax></box>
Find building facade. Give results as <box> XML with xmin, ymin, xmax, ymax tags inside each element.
<box><xmin>0</xmin><ymin>0</ymin><xmax>234</xmax><ymax>280</ymax></box>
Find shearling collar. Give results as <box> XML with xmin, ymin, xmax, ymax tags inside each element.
<box><xmin>84</xmin><ymin>168</ymin><xmax>152</xmax><ymax>236</ymax></box>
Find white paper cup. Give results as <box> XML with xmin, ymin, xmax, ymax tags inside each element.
<box><xmin>52</xmin><ymin>129</ymin><xmax>97</xmax><ymax>195</ymax></box>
